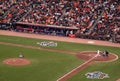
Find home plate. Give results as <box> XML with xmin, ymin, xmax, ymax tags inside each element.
<box><xmin>87</xmin><ymin>41</ymin><xmax>94</xmax><ymax>44</ymax></box>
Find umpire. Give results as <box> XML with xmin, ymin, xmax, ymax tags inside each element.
<box><xmin>103</xmin><ymin>50</ymin><xmax>109</xmax><ymax>57</ymax></box>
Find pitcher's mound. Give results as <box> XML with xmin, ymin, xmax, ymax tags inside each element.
<box><xmin>116</xmin><ymin>78</ymin><xmax>120</xmax><ymax>81</ymax></box>
<box><xmin>76</xmin><ymin>51</ymin><xmax>118</xmax><ymax>62</ymax></box>
<box><xmin>3</xmin><ymin>58</ymin><xmax>31</xmax><ymax>66</ymax></box>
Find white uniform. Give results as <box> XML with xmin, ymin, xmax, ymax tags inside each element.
<box><xmin>97</xmin><ymin>50</ymin><xmax>100</xmax><ymax>54</ymax></box>
<box><xmin>97</xmin><ymin>50</ymin><xmax>101</xmax><ymax>56</ymax></box>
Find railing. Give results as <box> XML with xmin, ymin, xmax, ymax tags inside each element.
<box><xmin>16</xmin><ymin>22</ymin><xmax>79</xmax><ymax>30</ymax></box>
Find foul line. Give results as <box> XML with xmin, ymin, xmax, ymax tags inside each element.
<box><xmin>57</xmin><ymin>53</ymin><xmax>99</xmax><ymax>81</ymax></box>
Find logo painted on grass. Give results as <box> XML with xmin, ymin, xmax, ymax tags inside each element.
<box><xmin>85</xmin><ymin>71</ymin><xmax>109</xmax><ymax>79</ymax></box>
<box><xmin>37</xmin><ymin>41</ymin><xmax>57</xmax><ymax>47</ymax></box>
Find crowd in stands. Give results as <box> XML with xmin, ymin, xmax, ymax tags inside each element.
<box><xmin>0</xmin><ymin>0</ymin><xmax>120</xmax><ymax>42</ymax></box>
<box><xmin>89</xmin><ymin>0</ymin><xmax>120</xmax><ymax>41</ymax></box>
<box><xmin>1</xmin><ymin>0</ymin><xmax>31</xmax><ymax>23</ymax></box>
<box><xmin>21</xmin><ymin>0</ymin><xmax>105</xmax><ymax>34</ymax></box>
<box><xmin>0</xmin><ymin>0</ymin><xmax>13</xmax><ymax>17</ymax></box>
<box><xmin>22</xmin><ymin>0</ymin><xmax>64</xmax><ymax>25</ymax></box>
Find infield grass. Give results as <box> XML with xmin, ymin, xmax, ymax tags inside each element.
<box><xmin>0</xmin><ymin>44</ymin><xmax>83</xmax><ymax>81</ymax></box>
<box><xmin>0</xmin><ymin>35</ymin><xmax>120</xmax><ymax>81</ymax></box>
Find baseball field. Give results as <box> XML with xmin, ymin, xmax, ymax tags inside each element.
<box><xmin>0</xmin><ymin>31</ymin><xmax>120</xmax><ymax>81</ymax></box>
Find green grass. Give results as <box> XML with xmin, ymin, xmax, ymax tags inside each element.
<box><xmin>0</xmin><ymin>35</ymin><xmax>119</xmax><ymax>52</ymax></box>
<box><xmin>68</xmin><ymin>60</ymin><xmax>120</xmax><ymax>81</ymax></box>
<box><xmin>0</xmin><ymin>35</ymin><xmax>120</xmax><ymax>81</ymax></box>
<box><xmin>0</xmin><ymin>44</ymin><xmax>83</xmax><ymax>81</ymax></box>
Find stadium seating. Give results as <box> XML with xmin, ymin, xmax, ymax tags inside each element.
<box><xmin>0</xmin><ymin>0</ymin><xmax>119</xmax><ymax>42</ymax></box>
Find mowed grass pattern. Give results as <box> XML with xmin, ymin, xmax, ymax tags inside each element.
<box><xmin>0</xmin><ymin>35</ymin><xmax>120</xmax><ymax>81</ymax></box>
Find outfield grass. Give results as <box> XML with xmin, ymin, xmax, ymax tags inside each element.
<box><xmin>0</xmin><ymin>35</ymin><xmax>120</xmax><ymax>81</ymax></box>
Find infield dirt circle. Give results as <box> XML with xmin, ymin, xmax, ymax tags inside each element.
<box><xmin>76</xmin><ymin>51</ymin><xmax>118</xmax><ymax>62</ymax></box>
<box><xmin>3</xmin><ymin>58</ymin><xmax>31</xmax><ymax>66</ymax></box>
<box><xmin>116</xmin><ymin>79</ymin><xmax>120</xmax><ymax>81</ymax></box>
